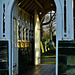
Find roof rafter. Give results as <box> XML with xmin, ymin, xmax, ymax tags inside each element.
<box><xmin>30</xmin><ymin>4</ymin><xmax>39</xmax><ymax>12</ymax></box>
<box><xmin>18</xmin><ymin>0</ymin><xmax>25</xmax><ymax>6</ymax></box>
<box><xmin>26</xmin><ymin>2</ymin><xmax>35</xmax><ymax>11</ymax></box>
<box><xmin>34</xmin><ymin>0</ymin><xmax>45</xmax><ymax>11</ymax></box>
<box><xmin>24</xmin><ymin>1</ymin><xmax>33</xmax><ymax>10</ymax></box>
<box><xmin>21</xmin><ymin>0</ymin><xmax>30</xmax><ymax>8</ymax></box>
<box><xmin>18</xmin><ymin>7</ymin><xmax>30</xmax><ymax>16</ymax></box>
<box><xmin>40</xmin><ymin>7</ymin><xmax>55</xmax><ymax>20</ymax></box>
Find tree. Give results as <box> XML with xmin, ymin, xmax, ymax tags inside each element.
<box><xmin>42</xmin><ymin>11</ymin><xmax>56</xmax><ymax>41</ymax></box>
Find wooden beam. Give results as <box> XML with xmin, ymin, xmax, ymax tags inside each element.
<box><xmin>26</xmin><ymin>2</ymin><xmax>35</xmax><ymax>11</ymax></box>
<box><xmin>30</xmin><ymin>4</ymin><xmax>39</xmax><ymax>12</ymax></box>
<box><xmin>24</xmin><ymin>1</ymin><xmax>33</xmax><ymax>10</ymax></box>
<box><xmin>40</xmin><ymin>7</ymin><xmax>56</xmax><ymax>20</ymax></box>
<box><xmin>18</xmin><ymin>7</ymin><xmax>30</xmax><ymax>16</ymax></box>
<box><xmin>21</xmin><ymin>0</ymin><xmax>29</xmax><ymax>8</ymax></box>
<box><xmin>34</xmin><ymin>0</ymin><xmax>44</xmax><ymax>10</ymax></box>
<box><xmin>18</xmin><ymin>0</ymin><xmax>25</xmax><ymax>6</ymax></box>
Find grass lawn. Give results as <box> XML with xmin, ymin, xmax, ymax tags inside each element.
<box><xmin>41</xmin><ymin>62</ymin><xmax>56</xmax><ymax>64</ymax></box>
<box><xmin>41</xmin><ymin>55</ymin><xmax>56</xmax><ymax>58</ymax></box>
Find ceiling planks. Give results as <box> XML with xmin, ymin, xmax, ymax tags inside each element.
<box><xmin>18</xmin><ymin>0</ymin><xmax>25</xmax><ymax>6</ymax></box>
<box><xmin>34</xmin><ymin>0</ymin><xmax>45</xmax><ymax>11</ymax></box>
<box><xmin>18</xmin><ymin>0</ymin><xmax>56</xmax><ymax>19</ymax></box>
<box><xmin>21</xmin><ymin>0</ymin><xmax>30</xmax><ymax>8</ymax></box>
<box><xmin>24</xmin><ymin>1</ymin><xmax>33</xmax><ymax>10</ymax></box>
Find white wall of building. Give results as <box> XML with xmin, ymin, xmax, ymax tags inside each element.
<box><xmin>12</xmin><ymin>0</ymin><xmax>18</xmax><ymax>74</ymax></box>
<box><xmin>67</xmin><ymin>0</ymin><xmax>74</xmax><ymax>40</ymax></box>
<box><xmin>5</xmin><ymin>0</ymin><xmax>18</xmax><ymax>75</ymax></box>
<box><xmin>55</xmin><ymin>0</ymin><xmax>74</xmax><ymax>75</ymax></box>
<box><xmin>0</xmin><ymin>0</ymin><xmax>2</xmax><ymax>39</ymax></box>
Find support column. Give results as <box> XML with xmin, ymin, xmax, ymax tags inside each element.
<box><xmin>34</xmin><ymin>11</ymin><xmax>41</xmax><ymax>65</ymax></box>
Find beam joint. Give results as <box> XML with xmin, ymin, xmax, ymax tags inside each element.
<box><xmin>34</xmin><ymin>0</ymin><xmax>45</xmax><ymax>11</ymax></box>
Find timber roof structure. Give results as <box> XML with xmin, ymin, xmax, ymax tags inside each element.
<box><xmin>18</xmin><ymin>0</ymin><xmax>56</xmax><ymax>19</ymax></box>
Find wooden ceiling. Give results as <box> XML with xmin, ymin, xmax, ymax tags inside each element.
<box><xmin>18</xmin><ymin>0</ymin><xmax>56</xmax><ymax>19</ymax></box>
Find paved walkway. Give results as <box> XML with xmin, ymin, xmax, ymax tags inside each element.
<box><xmin>21</xmin><ymin>64</ymin><xmax>56</xmax><ymax>75</ymax></box>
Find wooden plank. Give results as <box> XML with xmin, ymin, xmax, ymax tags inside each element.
<box><xmin>29</xmin><ymin>3</ymin><xmax>39</xmax><ymax>12</ymax></box>
<box><xmin>26</xmin><ymin>2</ymin><xmax>35</xmax><ymax>11</ymax></box>
<box><xmin>18</xmin><ymin>7</ymin><xmax>30</xmax><ymax>16</ymax></box>
<box><xmin>24</xmin><ymin>1</ymin><xmax>33</xmax><ymax>10</ymax></box>
<box><xmin>20</xmin><ymin>64</ymin><xmax>56</xmax><ymax>75</ymax></box>
<box><xmin>34</xmin><ymin>0</ymin><xmax>44</xmax><ymax>10</ymax></box>
<box><xmin>21</xmin><ymin>0</ymin><xmax>30</xmax><ymax>8</ymax></box>
<box><xmin>18</xmin><ymin>0</ymin><xmax>25</xmax><ymax>6</ymax></box>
